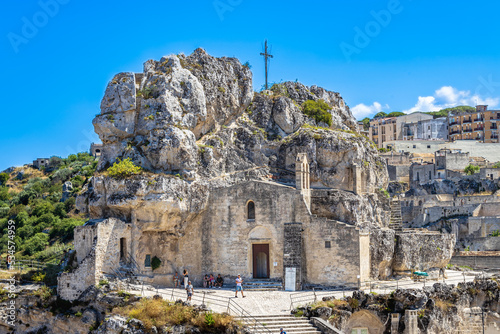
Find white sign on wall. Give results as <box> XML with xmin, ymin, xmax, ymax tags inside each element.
<box><xmin>285</xmin><ymin>267</ymin><xmax>296</xmax><ymax>291</ymax></box>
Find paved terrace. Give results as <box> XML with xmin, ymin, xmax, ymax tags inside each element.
<box><xmin>122</xmin><ymin>270</ymin><xmax>482</xmax><ymax>316</ymax></box>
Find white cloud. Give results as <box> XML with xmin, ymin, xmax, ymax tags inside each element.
<box><xmin>403</xmin><ymin>86</ymin><xmax>500</xmax><ymax>113</ymax></box>
<box><xmin>352</xmin><ymin>85</ymin><xmax>500</xmax><ymax>120</ymax></box>
<box><xmin>351</xmin><ymin>102</ymin><xmax>388</xmax><ymax>119</ymax></box>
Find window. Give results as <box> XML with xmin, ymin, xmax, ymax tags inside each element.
<box><xmin>247</xmin><ymin>201</ymin><xmax>255</xmax><ymax>220</ymax></box>
<box><xmin>429</xmin><ymin>171</ymin><xmax>432</xmax><ymax>180</ymax></box>
<box><xmin>145</xmin><ymin>254</ymin><xmax>151</xmax><ymax>267</ymax></box>
<box><xmin>413</xmin><ymin>145</ymin><xmax>416</xmax><ymax>149</ymax></box>
<box><xmin>325</xmin><ymin>241</ymin><xmax>331</xmax><ymax>248</ymax></box>
<box><xmin>427</xmin><ymin>145</ymin><xmax>431</xmax><ymax>148</ymax></box>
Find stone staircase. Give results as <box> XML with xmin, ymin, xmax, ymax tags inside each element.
<box><xmin>389</xmin><ymin>197</ymin><xmax>403</xmax><ymax>230</ymax></box>
<box><xmin>235</xmin><ymin>315</ymin><xmax>321</xmax><ymax>334</ymax></box>
<box><xmin>243</xmin><ymin>278</ymin><xmax>282</xmax><ymax>291</ymax></box>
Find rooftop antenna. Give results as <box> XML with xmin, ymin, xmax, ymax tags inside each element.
<box><xmin>260</xmin><ymin>40</ymin><xmax>273</xmax><ymax>90</ymax></box>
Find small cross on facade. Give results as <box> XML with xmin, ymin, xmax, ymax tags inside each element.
<box><xmin>260</xmin><ymin>40</ymin><xmax>273</xmax><ymax>90</ymax></box>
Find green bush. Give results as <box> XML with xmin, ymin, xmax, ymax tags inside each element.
<box><xmin>151</xmin><ymin>256</ymin><xmax>161</xmax><ymax>271</ymax></box>
<box><xmin>0</xmin><ymin>173</ymin><xmax>9</xmax><ymax>186</ymax></box>
<box><xmin>302</xmin><ymin>99</ymin><xmax>332</xmax><ymax>127</ymax></box>
<box><xmin>24</xmin><ymin>233</ymin><xmax>49</xmax><ymax>255</ymax></box>
<box><xmin>464</xmin><ymin>164</ymin><xmax>480</xmax><ymax>175</ymax></box>
<box><xmin>107</xmin><ymin>158</ymin><xmax>142</xmax><ymax>178</ymax></box>
<box><xmin>205</xmin><ymin>312</ymin><xmax>215</xmax><ymax>326</ymax></box>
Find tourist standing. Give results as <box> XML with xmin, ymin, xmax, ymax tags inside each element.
<box><xmin>183</xmin><ymin>269</ymin><xmax>189</xmax><ymax>288</ymax></box>
<box><xmin>186</xmin><ymin>280</ymin><xmax>194</xmax><ymax>302</ymax></box>
<box><xmin>280</xmin><ymin>328</ymin><xmax>286</xmax><ymax>334</ymax></box>
<box><xmin>235</xmin><ymin>274</ymin><xmax>245</xmax><ymax>298</ymax></box>
<box><xmin>173</xmin><ymin>271</ymin><xmax>180</xmax><ymax>288</ymax></box>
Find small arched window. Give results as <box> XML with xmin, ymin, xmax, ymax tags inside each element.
<box><xmin>247</xmin><ymin>201</ymin><xmax>255</xmax><ymax>220</ymax></box>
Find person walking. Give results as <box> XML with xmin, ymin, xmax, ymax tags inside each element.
<box><xmin>235</xmin><ymin>274</ymin><xmax>245</xmax><ymax>298</ymax></box>
<box><xmin>183</xmin><ymin>269</ymin><xmax>189</xmax><ymax>288</ymax></box>
<box><xmin>173</xmin><ymin>271</ymin><xmax>180</xmax><ymax>288</ymax></box>
<box><xmin>186</xmin><ymin>280</ymin><xmax>194</xmax><ymax>302</ymax></box>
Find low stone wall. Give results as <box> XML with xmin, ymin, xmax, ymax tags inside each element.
<box><xmin>450</xmin><ymin>255</ymin><xmax>500</xmax><ymax>269</ymax></box>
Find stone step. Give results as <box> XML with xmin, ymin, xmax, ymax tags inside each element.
<box><xmin>236</xmin><ymin>316</ymin><xmax>321</xmax><ymax>334</ymax></box>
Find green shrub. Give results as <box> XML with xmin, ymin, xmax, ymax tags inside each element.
<box><xmin>24</xmin><ymin>233</ymin><xmax>49</xmax><ymax>255</ymax></box>
<box><xmin>302</xmin><ymin>99</ymin><xmax>332</xmax><ymax>127</ymax></box>
<box><xmin>205</xmin><ymin>312</ymin><xmax>215</xmax><ymax>326</ymax></box>
<box><xmin>464</xmin><ymin>164</ymin><xmax>480</xmax><ymax>175</ymax></box>
<box><xmin>151</xmin><ymin>256</ymin><xmax>161</xmax><ymax>271</ymax></box>
<box><xmin>107</xmin><ymin>158</ymin><xmax>142</xmax><ymax>178</ymax></box>
<box><xmin>0</xmin><ymin>173</ymin><xmax>9</xmax><ymax>186</ymax></box>
<box><xmin>491</xmin><ymin>230</ymin><xmax>500</xmax><ymax>237</ymax></box>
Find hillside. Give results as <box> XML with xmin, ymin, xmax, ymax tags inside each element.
<box><xmin>0</xmin><ymin>153</ymin><xmax>98</xmax><ymax>277</ymax></box>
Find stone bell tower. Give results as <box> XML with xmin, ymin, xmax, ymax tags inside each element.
<box><xmin>295</xmin><ymin>153</ymin><xmax>311</xmax><ymax>210</ymax></box>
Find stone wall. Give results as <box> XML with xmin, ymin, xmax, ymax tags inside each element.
<box><xmin>58</xmin><ymin>218</ymin><xmax>129</xmax><ymax>301</ymax></box>
<box><xmin>304</xmin><ymin>217</ymin><xmax>362</xmax><ymax>285</ymax></box>
<box><xmin>283</xmin><ymin>223</ymin><xmax>303</xmax><ymax>290</ymax></box>
<box><xmin>450</xmin><ymin>254</ymin><xmax>500</xmax><ymax>269</ymax></box>
<box><xmin>387</xmin><ymin>164</ymin><xmax>410</xmax><ymax>182</ymax></box>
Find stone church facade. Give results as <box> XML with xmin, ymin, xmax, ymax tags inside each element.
<box><xmin>59</xmin><ymin>154</ymin><xmax>370</xmax><ymax>301</ymax></box>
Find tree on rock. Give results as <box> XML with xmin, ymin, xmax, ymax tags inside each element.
<box><xmin>107</xmin><ymin>158</ymin><xmax>142</xmax><ymax>178</ymax></box>
<box><xmin>302</xmin><ymin>99</ymin><xmax>332</xmax><ymax>127</ymax></box>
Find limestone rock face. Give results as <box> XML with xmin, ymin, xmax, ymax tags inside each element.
<box><xmin>100</xmin><ymin>72</ymin><xmax>136</xmax><ymax>114</ymax></box>
<box><xmin>84</xmin><ymin>48</ymin><xmax>389</xmax><ymax>230</ymax></box>
<box><xmin>392</xmin><ymin>232</ymin><xmax>456</xmax><ymax>272</ymax></box>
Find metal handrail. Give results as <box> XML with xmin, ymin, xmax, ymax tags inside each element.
<box><xmin>289</xmin><ymin>271</ymin><xmax>483</xmax><ymax>310</ymax></box>
<box><xmin>103</xmin><ymin>273</ymin><xmax>272</xmax><ymax>334</ymax></box>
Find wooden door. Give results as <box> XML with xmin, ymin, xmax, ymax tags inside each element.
<box><xmin>252</xmin><ymin>244</ymin><xmax>269</xmax><ymax>278</ymax></box>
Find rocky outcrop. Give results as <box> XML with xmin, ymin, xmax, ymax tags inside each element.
<box><xmin>81</xmin><ymin>48</ymin><xmax>389</xmax><ymax>229</ymax></box>
<box><xmin>368</xmin><ymin>229</ymin><xmax>455</xmax><ymax>279</ymax></box>
<box><xmin>297</xmin><ymin>280</ymin><xmax>500</xmax><ymax>334</ymax></box>
<box><xmin>393</xmin><ymin>232</ymin><xmax>456</xmax><ymax>273</ymax></box>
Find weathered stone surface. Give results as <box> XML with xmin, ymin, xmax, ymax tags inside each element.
<box><xmin>100</xmin><ymin>72</ymin><xmax>137</xmax><ymax>114</ymax></box>
<box><xmin>392</xmin><ymin>232</ymin><xmax>456</xmax><ymax>272</ymax></box>
<box><xmin>369</xmin><ymin>229</ymin><xmax>395</xmax><ymax>279</ymax></box>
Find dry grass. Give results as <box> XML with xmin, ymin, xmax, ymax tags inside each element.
<box><xmin>115</xmin><ymin>298</ymin><xmax>237</xmax><ymax>332</ymax></box>
<box><xmin>5</xmin><ymin>167</ymin><xmax>48</xmax><ymax>193</ymax></box>
<box><xmin>311</xmin><ymin>299</ymin><xmax>349</xmax><ymax>310</ymax></box>
<box><xmin>434</xmin><ymin>298</ymin><xmax>453</xmax><ymax>312</ymax></box>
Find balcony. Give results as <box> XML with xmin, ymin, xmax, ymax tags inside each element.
<box><xmin>463</xmin><ymin>128</ymin><xmax>472</xmax><ymax>133</ymax></box>
<box><xmin>490</xmin><ymin>125</ymin><xmax>498</xmax><ymax>130</ymax></box>
<box><xmin>474</xmin><ymin>118</ymin><xmax>484</xmax><ymax>123</ymax></box>
<box><xmin>449</xmin><ymin>121</ymin><xmax>458</xmax><ymax>125</ymax></box>
<box><xmin>463</xmin><ymin>118</ymin><xmax>472</xmax><ymax>123</ymax></box>
<box><xmin>450</xmin><ymin>130</ymin><xmax>460</xmax><ymax>135</ymax></box>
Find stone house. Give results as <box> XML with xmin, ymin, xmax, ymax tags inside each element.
<box><xmin>90</xmin><ymin>143</ymin><xmax>103</xmax><ymax>158</ymax></box>
<box><xmin>480</xmin><ymin>167</ymin><xmax>500</xmax><ymax>181</ymax></box>
<box><xmin>32</xmin><ymin>158</ymin><xmax>49</xmax><ymax>169</ymax></box>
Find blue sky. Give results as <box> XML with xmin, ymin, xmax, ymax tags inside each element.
<box><xmin>2</xmin><ymin>0</ymin><xmax>500</xmax><ymax>170</ymax></box>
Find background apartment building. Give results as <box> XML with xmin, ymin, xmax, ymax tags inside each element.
<box><xmin>369</xmin><ymin>117</ymin><xmax>397</xmax><ymax>148</ymax></box>
<box><xmin>449</xmin><ymin>105</ymin><xmax>500</xmax><ymax>143</ymax></box>
<box><xmin>369</xmin><ymin>112</ymin><xmax>435</xmax><ymax>148</ymax></box>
